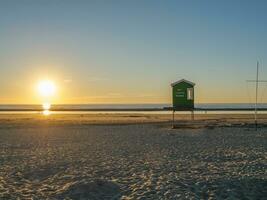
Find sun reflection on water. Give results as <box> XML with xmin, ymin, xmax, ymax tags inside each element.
<box><xmin>42</xmin><ymin>103</ymin><xmax>51</xmax><ymax>116</ymax></box>
<box><xmin>42</xmin><ymin>103</ymin><xmax>51</xmax><ymax>110</ymax></box>
<box><xmin>43</xmin><ymin>109</ymin><xmax>50</xmax><ymax>116</ymax></box>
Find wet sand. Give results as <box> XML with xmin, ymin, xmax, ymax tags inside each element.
<box><xmin>0</xmin><ymin>113</ymin><xmax>266</xmax><ymax>199</ymax></box>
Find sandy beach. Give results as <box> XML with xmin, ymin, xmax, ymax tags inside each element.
<box><xmin>0</xmin><ymin>113</ymin><xmax>266</xmax><ymax>199</ymax></box>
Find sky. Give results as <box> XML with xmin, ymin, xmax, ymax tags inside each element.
<box><xmin>1</xmin><ymin>0</ymin><xmax>267</xmax><ymax>104</ymax></box>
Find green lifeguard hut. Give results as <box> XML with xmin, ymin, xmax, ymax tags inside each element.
<box><xmin>171</xmin><ymin>79</ymin><xmax>195</xmax><ymax>111</ymax></box>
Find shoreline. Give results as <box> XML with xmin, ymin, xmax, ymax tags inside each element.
<box><xmin>0</xmin><ymin>113</ymin><xmax>267</xmax><ymax>128</ymax></box>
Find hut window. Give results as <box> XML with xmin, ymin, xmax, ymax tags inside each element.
<box><xmin>187</xmin><ymin>88</ymin><xmax>193</xmax><ymax>100</ymax></box>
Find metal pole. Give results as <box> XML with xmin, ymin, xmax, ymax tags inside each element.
<box><xmin>255</xmin><ymin>61</ymin><xmax>259</xmax><ymax>130</ymax></box>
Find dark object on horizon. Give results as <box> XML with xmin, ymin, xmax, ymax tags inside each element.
<box><xmin>171</xmin><ymin>79</ymin><xmax>195</xmax><ymax>111</ymax></box>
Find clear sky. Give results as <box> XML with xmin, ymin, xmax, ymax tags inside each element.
<box><xmin>1</xmin><ymin>0</ymin><xmax>267</xmax><ymax>104</ymax></box>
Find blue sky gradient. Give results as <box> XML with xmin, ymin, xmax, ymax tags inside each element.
<box><xmin>1</xmin><ymin>0</ymin><xmax>267</xmax><ymax>103</ymax></box>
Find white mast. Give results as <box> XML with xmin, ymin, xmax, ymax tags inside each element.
<box><xmin>246</xmin><ymin>61</ymin><xmax>267</xmax><ymax>130</ymax></box>
<box><xmin>255</xmin><ymin>61</ymin><xmax>259</xmax><ymax>129</ymax></box>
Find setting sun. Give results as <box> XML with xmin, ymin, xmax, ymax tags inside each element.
<box><xmin>37</xmin><ymin>80</ymin><xmax>56</xmax><ymax>97</ymax></box>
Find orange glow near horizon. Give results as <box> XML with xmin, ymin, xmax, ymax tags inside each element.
<box><xmin>0</xmin><ymin>76</ymin><xmax>263</xmax><ymax>104</ymax></box>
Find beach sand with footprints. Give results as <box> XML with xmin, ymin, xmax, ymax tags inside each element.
<box><xmin>0</xmin><ymin>113</ymin><xmax>266</xmax><ymax>199</ymax></box>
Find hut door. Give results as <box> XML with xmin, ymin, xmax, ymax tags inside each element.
<box><xmin>187</xmin><ymin>88</ymin><xmax>193</xmax><ymax>100</ymax></box>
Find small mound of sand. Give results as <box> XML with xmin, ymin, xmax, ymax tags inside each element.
<box><xmin>56</xmin><ymin>179</ymin><xmax>121</xmax><ymax>200</ymax></box>
<box><xmin>23</xmin><ymin>167</ymin><xmax>60</xmax><ymax>181</ymax></box>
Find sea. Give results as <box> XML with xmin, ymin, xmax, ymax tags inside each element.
<box><xmin>0</xmin><ymin>103</ymin><xmax>267</xmax><ymax>114</ymax></box>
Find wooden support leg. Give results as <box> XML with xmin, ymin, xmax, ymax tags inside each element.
<box><xmin>172</xmin><ymin>110</ymin><xmax>175</xmax><ymax>128</ymax></box>
<box><xmin>191</xmin><ymin>110</ymin><xmax>194</xmax><ymax>121</ymax></box>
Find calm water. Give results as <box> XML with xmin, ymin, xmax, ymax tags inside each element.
<box><xmin>1</xmin><ymin>103</ymin><xmax>267</xmax><ymax>109</ymax></box>
<box><xmin>0</xmin><ymin>104</ymin><xmax>267</xmax><ymax>115</ymax></box>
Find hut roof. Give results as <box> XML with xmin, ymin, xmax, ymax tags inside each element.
<box><xmin>171</xmin><ymin>79</ymin><xmax>195</xmax><ymax>87</ymax></box>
